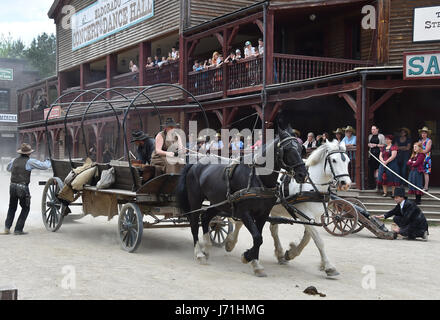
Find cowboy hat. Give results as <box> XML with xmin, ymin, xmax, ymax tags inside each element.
<box><xmin>162</xmin><ymin>117</ymin><xmax>179</xmax><ymax>128</ymax></box>
<box><xmin>293</xmin><ymin>129</ymin><xmax>301</xmax><ymax>137</ymax></box>
<box><xmin>131</xmin><ymin>130</ymin><xmax>149</xmax><ymax>143</ymax></box>
<box><xmin>418</xmin><ymin>126</ymin><xmax>432</xmax><ymax>135</ymax></box>
<box><xmin>17</xmin><ymin>143</ymin><xmax>34</xmax><ymax>155</ymax></box>
<box><xmin>343</xmin><ymin>126</ymin><xmax>356</xmax><ymax>134</ymax></box>
<box><xmin>333</xmin><ymin>128</ymin><xmax>344</xmax><ymax>135</ymax></box>
<box><xmin>399</xmin><ymin>127</ymin><xmax>411</xmax><ymax>136</ymax></box>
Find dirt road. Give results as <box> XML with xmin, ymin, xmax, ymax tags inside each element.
<box><xmin>0</xmin><ymin>172</ymin><xmax>438</xmax><ymax>300</ymax></box>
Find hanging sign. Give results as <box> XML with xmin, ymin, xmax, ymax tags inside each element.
<box><xmin>413</xmin><ymin>6</ymin><xmax>440</xmax><ymax>42</ymax></box>
<box><xmin>72</xmin><ymin>0</ymin><xmax>155</xmax><ymax>51</ymax></box>
<box><xmin>404</xmin><ymin>51</ymin><xmax>440</xmax><ymax>80</ymax></box>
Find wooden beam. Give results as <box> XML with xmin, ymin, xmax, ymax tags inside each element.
<box><xmin>214</xmin><ymin>32</ymin><xmax>224</xmax><ymax>47</ymax></box>
<box><xmin>376</xmin><ymin>0</ymin><xmax>390</xmax><ymax>65</ymax></box>
<box><xmin>339</xmin><ymin>93</ymin><xmax>357</xmax><ymax>113</ymax></box>
<box><xmin>255</xmin><ymin>19</ymin><xmax>264</xmax><ymax>33</ymax></box>
<box><xmin>269</xmin><ymin>102</ymin><xmax>283</xmax><ymax>123</ymax></box>
<box><xmin>369</xmin><ymin>88</ymin><xmax>402</xmax><ymax>116</ymax></box>
<box><xmin>252</xmin><ymin>104</ymin><xmax>263</xmax><ymax>120</ymax></box>
<box><xmin>188</xmin><ymin>39</ymin><xmax>199</xmax><ymax>58</ymax></box>
<box><xmin>226</xmin><ymin>107</ymin><xmax>239</xmax><ymax>126</ymax></box>
<box><xmin>214</xmin><ymin>110</ymin><xmax>224</xmax><ymax>126</ymax></box>
<box><xmin>227</xmin><ymin>26</ymin><xmax>240</xmax><ymax>49</ymax></box>
<box><xmin>265</xmin><ymin>10</ymin><xmax>274</xmax><ymax>85</ymax></box>
<box><xmin>367</xmin><ymin>79</ymin><xmax>440</xmax><ymax>90</ymax></box>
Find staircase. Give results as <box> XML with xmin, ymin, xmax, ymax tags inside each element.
<box><xmin>335</xmin><ymin>188</ymin><xmax>440</xmax><ymax>223</ymax></box>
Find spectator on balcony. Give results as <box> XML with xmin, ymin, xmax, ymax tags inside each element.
<box><xmin>396</xmin><ymin>127</ymin><xmax>412</xmax><ymax>183</ymax></box>
<box><xmin>257</xmin><ymin>38</ymin><xmax>264</xmax><ymax>55</ymax></box>
<box><xmin>193</xmin><ymin>60</ymin><xmax>203</xmax><ymax>72</ymax></box>
<box><xmin>211</xmin><ymin>52</ymin><xmax>221</xmax><ymax>68</ymax></box>
<box><xmin>317</xmin><ymin>132</ymin><xmax>329</xmax><ymax>147</ymax></box>
<box><xmin>171</xmin><ymin>47</ymin><xmax>179</xmax><ymax>60</ymax></box>
<box><xmin>251</xmin><ymin>131</ymin><xmax>263</xmax><ymax>150</ymax></box>
<box><xmin>231</xmin><ymin>135</ymin><xmax>244</xmax><ymax>151</ymax></box>
<box><xmin>153</xmin><ymin>56</ymin><xmax>160</xmax><ymax>66</ymax></box>
<box><xmin>235</xmin><ymin>49</ymin><xmax>243</xmax><ymax>60</ymax></box>
<box><xmin>244</xmin><ymin>41</ymin><xmax>257</xmax><ymax>58</ymax></box>
<box><xmin>303</xmin><ymin>132</ymin><xmax>317</xmax><ymax>150</ymax></box>
<box><xmin>203</xmin><ymin>59</ymin><xmax>211</xmax><ymax>69</ymax></box>
<box><xmin>34</xmin><ymin>94</ymin><xmax>48</xmax><ymax>112</ymax></box>
<box><xmin>377</xmin><ymin>135</ymin><xmax>400</xmax><ymax>197</ymax></box>
<box><xmin>224</xmin><ymin>52</ymin><xmax>236</xmax><ymax>64</ymax></box>
<box><xmin>146</xmin><ymin>57</ymin><xmax>155</xmax><ymax>68</ymax></box>
<box><xmin>158</xmin><ymin>56</ymin><xmax>168</xmax><ymax>68</ymax></box>
<box><xmin>333</xmin><ymin>128</ymin><xmax>344</xmax><ymax>143</ymax></box>
<box><xmin>293</xmin><ymin>129</ymin><xmax>303</xmax><ymax>144</ymax></box>
<box><xmin>217</xmin><ymin>54</ymin><xmax>224</xmax><ymax>66</ymax></box>
<box><xmin>129</xmin><ymin>60</ymin><xmax>139</xmax><ymax>73</ymax></box>
<box><xmin>342</xmin><ymin>126</ymin><xmax>356</xmax><ymax>147</ymax></box>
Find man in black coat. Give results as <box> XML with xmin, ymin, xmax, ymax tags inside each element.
<box><xmin>377</xmin><ymin>187</ymin><xmax>429</xmax><ymax>240</ymax></box>
<box><xmin>131</xmin><ymin>130</ymin><xmax>155</xmax><ymax>164</ymax></box>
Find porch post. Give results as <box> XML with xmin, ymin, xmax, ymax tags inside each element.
<box><xmin>80</xmin><ymin>63</ymin><xmax>91</xmax><ymax>102</ymax></box>
<box><xmin>265</xmin><ymin>9</ymin><xmax>274</xmax><ymax>85</ymax></box>
<box><xmin>355</xmin><ymin>87</ymin><xmax>363</xmax><ymax>189</ymax></box>
<box><xmin>376</xmin><ymin>0</ymin><xmax>390</xmax><ymax>65</ymax></box>
<box><xmin>57</xmin><ymin>71</ymin><xmax>67</xmax><ymax>97</ymax></box>
<box><xmin>139</xmin><ymin>41</ymin><xmax>151</xmax><ymax>86</ymax></box>
<box><xmin>179</xmin><ymin>34</ymin><xmax>186</xmax><ymax>88</ymax></box>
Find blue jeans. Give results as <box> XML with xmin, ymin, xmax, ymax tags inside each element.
<box><xmin>5</xmin><ymin>184</ymin><xmax>31</xmax><ymax>232</ymax></box>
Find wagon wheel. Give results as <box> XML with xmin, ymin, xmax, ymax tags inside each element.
<box><xmin>118</xmin><ymin>203</ymin><xmax>144</xmax><ymax>253</ymax></box>
<box><xmin>209</xmin><ymin>217</ymin><xmax>234</xmax><ymax>248</ymax></box>
<box><xmin>41</xmin><ymin>177</ymin><xmax>66</xmax><ymax>232</ymax></box>
<box><xmin>321</xmin><ymin>199</ymin><xmax>358</xmax><ymax>237</ymax></box>
<box><xmin>343</xmin><ymin>197</ymin><xmax>367</xmax><ymax>234</ymax></box>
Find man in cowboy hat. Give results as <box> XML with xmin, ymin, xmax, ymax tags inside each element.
<box><xmin>150</xmin><ymin>118</ymin><xmax>185</xmax><ymax>174</ymax></box>
<box><xmin>377</xmin><ymin>187</ymin><xmax>428</xmax><ymax>240</ymax></box>
<box><xmin>333</xmin><ymin>128</ymin><xmax>344</xmax><ymax>143</ymax></box>
<box><xmin>131</xmin><ymin>130</ymin><xmax>155</xmax><ymax>165</ymax></box>
<box><xmin>2</xmin><ymin>143</ymin><xmax>52</xmax><ymax>235</ymax></box>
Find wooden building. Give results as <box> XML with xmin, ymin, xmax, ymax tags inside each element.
<box><xmin>17</xmin><ymin>0</ymin><xmax>440</xmax><ymax>188</ymax></box>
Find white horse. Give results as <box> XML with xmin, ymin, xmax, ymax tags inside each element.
<box><xmin>225</xmin><ymin>140</ymin><xmax>352</xmax><ymax>277</ymax></box>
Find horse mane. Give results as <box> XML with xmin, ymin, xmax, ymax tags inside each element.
<box><xmin>306</xmin><ymin>140</ymin><xmax>344</xmax><ymax>167</ymax></box>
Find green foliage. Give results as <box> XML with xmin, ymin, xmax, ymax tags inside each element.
<box><xmin>0</xmin><ymin>32</ymin><xmax>56</xmax><ymax>78</ymax></box>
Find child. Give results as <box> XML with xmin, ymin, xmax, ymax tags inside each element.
<box><xmin>407</xmin><ymin>142</ymin><xmax>426</xmax><ymax>204</ymax></box>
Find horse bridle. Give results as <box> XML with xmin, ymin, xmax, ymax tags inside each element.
<box><xmin>324</xmin><ymin>149</ymin><xmax>351</xmax><ymax>182</ymax></box>
<box><xmin>277</xmin><ymin>135</ymin><xmax>305</xmax><ymax>173</ymax></box>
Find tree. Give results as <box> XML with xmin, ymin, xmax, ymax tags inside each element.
<box><xmin>0</xmin><ymin>33</ymin><xmax>26</xmax><ymax>59</ymax></box>
<box><xmin>25</xmin><ymin>33</ymin><xmax>57</xmax><ymax>78</ymax></box>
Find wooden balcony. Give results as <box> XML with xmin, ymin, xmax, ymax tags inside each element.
<box><xmin>187</xmin><ymin>54</ymin><xmax>373</xmax><ymax>100</ymax></box>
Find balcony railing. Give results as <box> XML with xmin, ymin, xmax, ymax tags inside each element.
<box><xmin>145</xmin><ymin>60</ymin><xmax>180</xmax><ymax>85</ymax></box>
<box><xmin>188</xmin><ymin>66</ymin><xmax>223</xmax><ymax>96</ymax></box>
<box><xmin>228</xmin><ymin>57</ymin><xmax>263</xmax><ymax>90</ymax></box>
<box><xmin>273</xmin><ymin>54</ymin><xmax>373</xmax><ymax>83</ymax></box>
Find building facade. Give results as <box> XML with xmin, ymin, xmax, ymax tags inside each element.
<box><xmin>17</xmin><ymin>0</ymin><xmax>440</xmax><ymax>188</ymax></box>
<box><xmin>0</xmin><ymin>58</ymin><xmax>40</xmax><ymax>160</ymax></box>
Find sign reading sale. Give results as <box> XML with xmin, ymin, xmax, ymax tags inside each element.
<box><xmin>404</xmin><ymin>51</ymin><xmax>440</xmax><ymax>80</ymax></box>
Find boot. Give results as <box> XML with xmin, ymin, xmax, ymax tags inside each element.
<box><xmin>416</xmin><ymin>195</ymin><xmax>422</xmax><ymax>205</ymax></box>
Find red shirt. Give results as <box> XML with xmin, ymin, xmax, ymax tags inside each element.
<box><xmin>407</xmin><ymin>153</ymin><xmax>426</xmax><ymax>173</ymax></box>
<box><xmin>381</xmin><ymin>145</ymin><xmax>398</xmax><ymax>161</ymax></box>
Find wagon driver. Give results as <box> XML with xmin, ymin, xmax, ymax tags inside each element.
<box><xmin>150</xmin><ymin>117</ymin><xmax>185</xmax><ymax>174</ymax></box>
<box><xmin>2</xmin><ymin>143</ymin><xmax>52</xmax><ymax>235</ymax></box>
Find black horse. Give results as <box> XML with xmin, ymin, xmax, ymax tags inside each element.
<box><xmin>176</xmin><ymin>125</ymin><xmax>308</xmax><ymax>277</ymax></box>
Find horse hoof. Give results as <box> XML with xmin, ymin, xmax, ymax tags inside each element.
<box><xmin>284</xmin><ymin>251</ymin><xmax>294</xmax><ymax>261</ymax></box>
<box><xmin>225</xmin><ymin>241</ymin><xmax>235</xmax><ymax>253</ymax></box>
<box><xmin>278</xmin><ymin>257</ymin><xmax>289</xmax><ymax>265</ymax></box>
<box><xmin>325</xmin><ymin>268</ymin><xmax>340</xmax><ymax>278</ymax></box>
<box><xmin>196</xmin><ymin>255</ymin><xmax>208</xmax><ymax>265</ymax></box>
<box><xmin>254</xmin><ymin>269</ymin><xmax>268</xmax><ymax>277</ymax></box>
<box><xmin>241</xmin><ymin>254</ymin><xmax>250</xmax><ymax>264</ymax></box>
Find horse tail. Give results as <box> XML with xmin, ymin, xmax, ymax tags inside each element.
<box><xmin>176</xmin><ymin>164</ymin><xmax>193</xmax><ymax>213</ymax></box>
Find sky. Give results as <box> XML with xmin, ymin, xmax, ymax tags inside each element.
<box><xmin>0</xmin><ymin>0</ymin><xmax>56</xmax><ymax>45</ymax></box>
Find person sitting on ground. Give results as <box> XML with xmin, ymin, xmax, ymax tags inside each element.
<box><xmin>131</xmin><ymin>130</ymin><xmax>155</xmax><ymax>165</ymax></box>
<box><xmin>407</xmin><ymin>142</ymin><xmax>426</xmax><ymax>205</ymax></box>
<box><xmin>129</xmin><ymin>60</ymin><xmax>139</xmax><ymax>73</ymax></box>
<box><xmin>377</xmin><ymin>187</ymin><xmax>428</xmax><ymax>241</ymax></box>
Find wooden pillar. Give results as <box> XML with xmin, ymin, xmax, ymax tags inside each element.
<box><xmin>179</xmin><ymin>34</ymin><xmax>186</xmax><ymax>88</ymax></box>
<box><xmin>222</xmin><ymin>29</ymin><xmax>229</xmax><ymax>98</ymax></box>
<box><xmin>355</xmin><ymin>88</ymin><xmax>363</xmax><ymax>189</ymax></box>
<box><xmin>106</xmin><ymin>54</ymin><xmax>117</xmax><ymax>99</ymax></box>
<box><xmin>139</xmin><ymin>41</ymin><xmax>151</xmax><ymax>86</ymax></box>
<box><xmin>57</xmin><ymin>72</ymin><xmax>67</xmax><ymax>97</ymax></box>
<box><xmin>376</xmin><ymin>0</ymin><xmax>390</xmax><ymax>65</ymax></box>
<box><xmin>80</xmin><ymin>63</ymin><xmax>91</xmax><ymax>90</ymax></box>
<box><xmin>265</xmin><ymin>9</ymin><xmax>275</xmax><ymax>85</ymax></box>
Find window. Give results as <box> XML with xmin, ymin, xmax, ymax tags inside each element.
<box><xmin>0</xmin><ymin>89</ymin><xmax>10</xmax><ymax>111</ymax></box>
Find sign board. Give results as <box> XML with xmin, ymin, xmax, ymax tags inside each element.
<box><xmin>413</xmin><ymin>6</ymin><xmax>440</xmax><ymax>42</ymax></box>
<box><xmin>0</xmin><ymin>114</ymin><xmax>17</xmax><ymax>123</ymax></box>
<box><xmin>1</xmin><ymin>133</ymin><xmax>16</xmax><ymax>138</ymax></box>
<box><xmin>44</xmin><ymin>106</ymin><xmax>62</xmax><ymax>120</ymax></box>
<box><xmin>404</xmin><ymin>51</ymin><xmax>440</xmax><ymax>80</ymax></box>
<box><xmin>0</xmin><ymin>68</ymin><xmax>13</xmax><ymax>81</ymax></box>
<box><xmin>72</xmin><ymin>0</ymin><xmax>154</xmax><ymax>51</ymax></box>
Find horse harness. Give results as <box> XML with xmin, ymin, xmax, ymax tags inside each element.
<box><xmin>278</xmin><ymin>147</ymin><xmax>350</xmax><ymax>226</ymax></box>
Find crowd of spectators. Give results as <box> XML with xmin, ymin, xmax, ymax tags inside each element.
<box><xmin>128</xmin><ymin>47</ymin><xmax>180</xmax><ymax>73</ymax></box>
